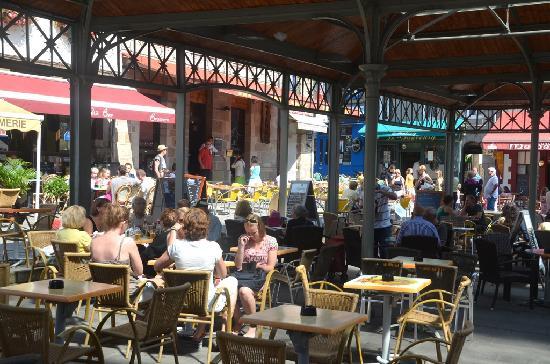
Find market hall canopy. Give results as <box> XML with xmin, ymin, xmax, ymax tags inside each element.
<box><xmin>358</xmin><ymin>124</ymin><xmax>445</xmax><ymax>138</ymax></box>
<box><xmin>0</xmin><ymin>99</ymin><xmax>43</xmax><ymax>132</ymax></box>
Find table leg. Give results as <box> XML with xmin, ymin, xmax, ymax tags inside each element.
<box><xmin>544</xmin><ymin>262</ymin><xmax>550</xmax><ymax>304</ymax></box>
<box><xmin>54</xmin><ymin>302</ymin><xmax>79</xmax><ymax>340</ymax></box>
<box><xmin>377</xmin><ymin>295</ymin><xmax>393</xmax><ymax>364</ymax></box>
<box><xmin>287</xmin><ymin>330</ymin><xmax>310</xmax><ymax>364</ymax></box>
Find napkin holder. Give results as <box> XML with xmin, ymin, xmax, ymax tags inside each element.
<box><xmin>300</xmin><ymin>305</ymin><xmax>317</xmax><ymax>316</ymax></box>
<box><xmin>381</xmin><ymin>273</ymin><xmax>394</xmax><ymax>282</ymax></box>
<box><xmin>49</xmin><ymin>279</ymin><xmax>64</xmax><ymax>289</ymax></box>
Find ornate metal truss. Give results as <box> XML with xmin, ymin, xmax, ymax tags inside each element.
<box><xmin>342</xmin><ymin>88</ymin><xmax>448</xmax><ymax>130</ymax></box>
<box><xmin>288</xmin><ymin>75</ymin><xmax>332</xmax><ymax>113</ymax></box>
<box><xmin>0</xmin><ymin>7</ymin><xmax>72</xmax><ymax>74</ymax></box>
<box><xmin>456</xmin><ymin>108</ymin><xmax>550</xmax><ymax>132</ymax></box>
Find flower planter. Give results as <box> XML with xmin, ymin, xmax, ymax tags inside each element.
<box><xmin>0</xmin><ymin>188</ymin><xmax>20</xmax><ymax>207</ymax></box>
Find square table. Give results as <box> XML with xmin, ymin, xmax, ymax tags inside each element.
<box><xmin>241</xmin><ymin>304</ymin><xmax>368</xmax><ymax>364</ymax></box>
<box><xmin>230</xmin><ymin>245</ymin><xmax>298</xmax><ymax>257</ymax></box>
<box><xmin>344</xmin><ymin>275</ymin><xmax>431</xmax><ymax>363</ymax></box>
<box><xmin>0</xmin><ymin>280</ymin><xmax>122</xmax><ymax>336</ymax></box>
<box><xmin>391</xmin><ymin>256</ymin><xmax>454</xmax><ymax>270</ymax></box>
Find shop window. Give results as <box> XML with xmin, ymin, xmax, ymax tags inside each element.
<box><xmin>260</xmin><ymin>102</ymin><xmax>271</xmax><ymax>144</ymax></box>
<box><xmin>91</xmin><ymin>118</ymin><xmax>103</xmax><ymax>140</ymax></box>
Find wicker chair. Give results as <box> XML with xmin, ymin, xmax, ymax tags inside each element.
<box><xmin>85</xmin><ymin>263</ymin><xmax>147</xmax><ymax>358</ymax></box>
<box><xmin>217</xmin><ymin>331</ymin><xmax>286</xmax><ymax>364</ymax></box>
<box><xmin>0</xmin><ymin>218</ymin><xmax>28</xmax><ymax>265</ymax></box>
<box><xmin>27</xmin><ymin>231</ymin><xmax>58</xmax><ymax>282</ymax></box>
<box><xmin>115</xmin><ymin>185</ymin><xmax>132</xmax><ymax>207</ymax></box>
<box><xmin>323</xmin><ymin>212</ymin><xmax>339</xmax><ymax>238</ymax></box>
<box><xmin>64</xmin><ymin>253</ymin><xmax>92</xmax><ymax>320</ymax></box>
<box><xmin>360</xmin><ymin>258</ymin><xmax>403</xmax><ymax>323</ymax></box>
<box><xmin>0</xmin><ymin>304</ymin><xmax>104</xmax><ymax>363</ymax></box>
<box><xmin>389</xmin><ymin>321</ymin><xmax>474</xmax><ymax>364</ymax></box>
<box><xmin>273</xmin><ymin>265</ymin><xmax>362</xmax><ymax>364</ymax></box>
<box><xmin>97</xmin><ymin>283</ymin><xmax>191</xmax><ymax>364</ymax></box>
<box><xmin>0</xmin><ymin>263</ymin><xmax>9</xmax><ymax>305</ymax></box>
<box><xmin>386</xmin><ymin>246</ymin><xmax>422</xmax><ymax>259</ymax></box>
<box><xmin>443</xmin><ymin>252</ymin><xmax>478</xmax><ymax>331</ymax></box>
<box><xmin>277</xmin><ymin>248</ymin><xmax>317</xmax><ymax>304</ymax></box>
<box><xmin>31</xmin><ymin>213</ymin><xmax>56</xmax><ymax>231</ymax></box>
<box><xmin>144</xmin><ymin>185</ymin><xmax>156</xmax><ymax>215</ymax></box>
<box><xmin>51</xmin><ymin>240</ymin><xmax>79</xmax><ymax>276</ymax></box>
<box><xmin>394</xmin><ymin>276</ymin><xmax>471</xmax><ymax>355</ymax></box>
<box><xmin>163</xmin><ymin>269</ymin><xmax>232</xmax><ymax>364</ymax></box>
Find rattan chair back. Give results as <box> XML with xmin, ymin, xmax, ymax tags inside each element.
<box><xmin>310</xmin><ymin>244</ymin><xmax>339</xmax><ymax>282</ymax></box>
<box><xmin>386</xmin><ymin>246</ymin><xmax>421</xmax><ymax>259</ymax></box>
<box><xmin>145</xmin><ymin>283</ymin><xmax>191</xmax><ymax>339</ymax></box>
<box><xmin>490</xmin><ymin>223</ymin><xmax>510</xmax><ymax>235</ymax></box>
<box><xmin>447</xmin><ymin>276</ymin><xmax>471</xmax><ymax>323</ymax></box>
<box><xmin>89</xmin><ymin>263</ymin><xmax>131</xmax><ymax>308</ymax></box>
<box><xmin>64</xmin><ymin>253</ymin><xmax>91</xmax><ymax>281</ymax></box>
<box><xmin>115</xmin><ymin>185</ymin><xmax>132</xmax><ymax>206</ymax></box>
<box><xmin>27</xmin><ymin>231</ymin><xmax>56</xmax><ymax>250</ymax></box>
<box><xmin>51</xmin><ymin>239</ymin><xmax>79</xmax><ymax>275</ymax></box>
<box><xmin>32</xmin><ymin>214</ymin><xmax>56</xmax><ymax>231</ymax></box>
<box><xmin>323</xmin><ymin>212</ymin><xmax>338</xmax><ymax>238</ymax></box>
<box><xmin>415</xmin><ymin>263</ymin><xmax>458</xmax><ymax>297</ymax></box>
<box><xmin>361</xmin><ymin>258</ymin><xmax>403</xmax><ymax>276</ymax></box>
<box><xmin>0</xmin><ymin>304</ymin><xmax>49</xmax><ymax>360</ymax></box>
<box><xmin>534</xmin><ymin>230</ymin><xmax>550</xmax><ymax>250</ymax></box>
<box><xmin>217</xmin><ymin>331</ymin><xmax>286</xmax><ymax>364</ymax></box>
<box><xmin>162</xmin><ymin>269</ymin><xmax>211</xmax><ymax>317</ymax></box>
<box><xmin>446</xmin><ymin>320</ymin><xmax>474</xmax><ymax>364</ymax></box>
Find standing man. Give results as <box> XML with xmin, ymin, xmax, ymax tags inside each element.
<box><xmin>484</xmin><ymin>167</ymin><xmax>499</xmax><ymax>211</ymax></box>
<box><xmin>374</xmin><ymin>180</ymin><xmax>398</xmax><ymax>258</ymax></box>
<box><xmin>153</xmin><ymin>145</ymin><xmax>168</xmax><ymax>179</ymax></box>
<box><xmin>198</xmin><ymin>137</ymin><xmax>217</xmax><ymax>181</ymax></box>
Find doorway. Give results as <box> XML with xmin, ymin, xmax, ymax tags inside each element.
<box><xmin>188</xmin><ymin>102</ymin><xmax>207</xmax><ymax>174</ymax></box>
<box><xmin>401</xmin><ymin>151</ymin><xmax>420</xmax><ymax>173</ymax></box>
<box><xmin>230</xmin><ymin>108</ymin><xmax>246</xmax><ymax>182</ymax></box>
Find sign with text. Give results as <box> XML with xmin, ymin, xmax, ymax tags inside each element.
<box><xmin>415</xmin><ymin>190</ymin><xmax>444</xmax><ymax>211</ymax></box>
<box><xmin>286</xmin><ymin>180</ymin><xmax>318</xmax><ymax>221</ymax></box>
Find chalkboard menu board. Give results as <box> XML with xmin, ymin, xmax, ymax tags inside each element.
<box><xmin>521</xmin><ymin>210</ymin><xmax>546</xmax><ymax>274</ymax></box>
<box><xmin>286</xmin><ymin>180</ymin><xmax>318</xmax><ymax>221</ymax></box>
<box><xmin>415</xmin><ymin>191</ymin><xmax>443</xmax><ymax>211</ymax></box>
<box><xmin>184</xmin><ymin>174</ymin><xmax>206</xmax><ymax>207</ymax></box>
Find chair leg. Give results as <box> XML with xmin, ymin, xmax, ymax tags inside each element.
<box><xmin>481</xmin><ymin>280</ymin><xmax>486</xmax><ymax>294</ymax></box>
<box><xmin>134</xmin><ymin>340</ymin><xmax>142</xmax><ymax>364</ymax></box>
<box><xmin>84</xmin><ymin>307</ymin><xmax>96</xmax><ymax>346</ymax></box>
<box><xmin>394</xmin><ymin>321</ymin><xmax>406</xmax><ymax>355</ymax></box>
<box><xmin>475</xmin><ymin>279</ymin><xmax>482</xmax><ymax>302</ymax></box>
<box><xmin>354</xmin><ymin>325</ymin><xmax>363</xmax><ymax>364</ymax></box>
<box><xmin>172</xmin><ymin>332</ymin><xmax>179</xmax><ymax>364</ymax></box>
<box><xmin>207</xmin><ymin>316</ymin><xmax>216</xmax><ymax>364</ymax></box>
<box><xmin>491</xmin><ymin>283</ymin><xmax>499</xmax><ymax>310</ymax></box>
<box><xmin>157</xmin><ymin>338</ymin><xmax>164</xmax><ymax>363</ymax></box>
<box><xmin>84</xmin><ymin>299</ymin><xmax>91</xmax><ymax>321</ymax></box>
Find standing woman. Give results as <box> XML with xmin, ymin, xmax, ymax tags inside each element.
<box><xmin>435</xmin><ymin>170</ymin><xmax>444</xmax><ymax>191</ymax></box>
<box><xmin>233</xmin><ymin>213</ymin><xmax>278</xmax><ymax>337</ymax></box>
<box><xmin>390</xmin><ymin>169</ymin><xmax>406</xmax><ymax>197</ymax></box>
<box><xmin>405</xmin><ymin>168</ymin><xmax>415</xmax><ymax>195</ymax></box>
<box><xmin>231</xmin><ymin>152</ymin><xmax>246</xmax><ymax>185</ymax></box>
<box><xmin>248</xmin><ymin>156</ymin><xmax>262</xmax><ymax>187</ymax></box>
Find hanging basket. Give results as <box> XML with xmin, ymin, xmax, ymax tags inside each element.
<box><xmin>0</xmin><ymin>188</ymin><xmax>20</xmax><ymax>208</ymax></box>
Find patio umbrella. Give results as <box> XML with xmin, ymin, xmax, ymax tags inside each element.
<box><xmin>0</xmin><ymin>99</ymin><xmax>44</xmax><ymax>208</ymax></box>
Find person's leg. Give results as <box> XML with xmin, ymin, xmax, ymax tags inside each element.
<box><xmin>488</xmin><ymin>197</ymin><xmax>496</xmax><ymax>211</ymax></box>
<box><xmin>215</xmin><ymin>277</ymin><xmax>239</xmax><ymax>332</ymax></box>
<box><xmin>373</xmin><ymin>228</ymin><xmax>383</xmax><ymax>258</ymax></box>
<box><xmin>239</xmin><ymin>287</ymin><xmax>257</xmax><ymax>337</ymax></box>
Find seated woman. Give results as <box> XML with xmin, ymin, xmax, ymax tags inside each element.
<box><xmin>154</xmin><ymin>208</ymin><xmax>237</xmax><ymax>341</ymax></box>
<box><xmin>436</xmin><ymin>195</ymin><xmax>456</xmax><ymax>221</ymax></box>
<box><xmin>460</xmin><ymin>195</ymin><xmax>484</xmax><ymax>220</ymax></box>
<box><xmin>140</xmin><ymin>208</ymin><xmax>178</xmax><ymax>277</ymax></box>
<box><xmin>83</xmin><ymin>197</ymin><xmax>111</xmax><ymax>235</ymax></box>
<box><xmin>234</xmin><ymin>213</ymin><xmax>278</xmax><ymax>337</ymax></box>
<box><xmin>90</xmin><ymin>204</ymin><xmax>143</xmax><ymax>280</ymax></box>
<box><xmin>284</xmin><ymin>204</ymin><xmax>313</xmax><ymax>243</ymax></box>
<box><xmin>342</xmin><ymin>181</ymin><xmax>361</xmax><ymax>209</ymax></box>
<box><xmin>56</xmin><ymin>205</ymin><xmax>92</xmax><ymax>253</ymax></box>
<box><xmin>128</xmin><ymin>196</ymin><xmax>153</xmax><ymax>230</ymax></box>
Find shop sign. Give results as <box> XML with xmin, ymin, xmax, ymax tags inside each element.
<box><xmin>149</xmin><ymin>113</ymin><xmax>170</xmax><ymax>123</ymax></box>
<box><xmin>509</xmin><ymin>143</ymin><xmax>550</xmax><ymax>150</ymax></box>
<box><xmin>91</xmin><ymin>107</ymin><xmax>114</xmax><ymax>119</ymax></box>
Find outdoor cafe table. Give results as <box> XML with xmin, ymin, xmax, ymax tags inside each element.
<box><xmin>0</xmin><ymin>279</ymin><xmax>122</xmax><ymax>336</ymax></box>
<box><xmin>526</xmin><ymin>249</ymin><xmax>550</xmax><ymax>306</ymax></box>
<box><xmin>133</xmin><ymin>237</ymin><xmax>154</xmax><ymax>245</ymax></box>
<box><xmin>240</xmin><ymin>304</ymin><xmax>368</xmax><ymax>364</ymax></box>
<box><xmin>391</xmin><ymin>256</ymin><xmax>454</xmax><ymax>269</ymax></box>
<box><xmin>344</xmin><ymin>275</ymin><xmax>431</xmax><ymax>363</ymax></box>
<box><xmin>230</xmin><ymin>245</ymin><xmax>298</xmax><ymax>257</ymax></box>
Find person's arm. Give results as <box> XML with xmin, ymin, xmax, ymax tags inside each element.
<box><xmin>198</xmin><ymin>149</ymin><xmax>205</xmax><ymax>170</ymax></box>
<box><xmin>83</xmin><ymin>218</ymin><xmax>93</xmax><ymax>236</ymax></box>
<box><xmin>127</xmin><ymin>241</ymin><xmax>144</xmax><ymax>276</ymax></box>
<box><xmin>153</xmin><ymin>159</ymin><xmax>162</xmax><ymax>178</ymax></box>
<box><xmin>234</xmin><ymin>234</ymin><xmax>248</xmax><ymax>270</ymax></box>
<box><xmin>166</xmin><ymin>223</ymin><xmax>181</xmax><ymax>248</ymax></box>
<box><xmin>214</xmin><ymin>258</ymin><xmax>228</xmax><ymax>279</ymax></box>
<box><xmin>154</xmin><ymin>251</ymin><xmax>173</xmax><ymax>273</ymax></box>
<box><xmin>257</xmin><ymin>248</ymin><xmax>277</xmax><ymax>272</ymax></box>
<box><xmin>381</xmin><ymin>186</ymin><xmax>397</xmax><ymax>200</ymax></box>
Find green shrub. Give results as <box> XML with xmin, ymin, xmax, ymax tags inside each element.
<box><xmin>0</xmin><ymin>158</ymin><xmax>36</xmax><ymax>194</ymax></box>
<box><xmin>43</xmin><ymin>175</ymin><xmax>69</xmax><ymax>199</ymax></box>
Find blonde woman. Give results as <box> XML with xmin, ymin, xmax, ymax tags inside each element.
<box><xmin>56</xmin><ymin>205</ymin><xmax>92</xmax><ymax>253</ymax></box>
<box><xmin>435</xmin><ymin>170</ymin><xmax>444</xmax><ymax>191</ymax></box>
<box><xmin>405</xmin><ymin>168</ymin><xmax>415</xmax><ymax>195</ymax></box>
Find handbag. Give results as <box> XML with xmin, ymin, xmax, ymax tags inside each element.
<box><xmin>232</xmin><ymin>262</ymin><xmax>267</xmax><ymax>292</ymax></box>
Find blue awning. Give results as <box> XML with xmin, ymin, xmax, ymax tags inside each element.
<box><xmin>357</xmin><ymin>124</ymin><xmax>445</xmax><ymax>137</ymax></box>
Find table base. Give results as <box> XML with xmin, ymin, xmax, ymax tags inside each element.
<box><xmin>287</xmin><ymin>330</ymin><xmax>311</xmax><ymax>364</ymax></box>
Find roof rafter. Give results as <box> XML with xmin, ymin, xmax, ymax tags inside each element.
<box><xmin>382</xmin><ymin>71</ymin><xmax>550</xmax><ymax>87</ymax></box>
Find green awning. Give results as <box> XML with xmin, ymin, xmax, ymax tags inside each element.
<box><xmin>358</xmin><ymin>124</ymin><xmax>445</xmax><ymax>138</ymax></box>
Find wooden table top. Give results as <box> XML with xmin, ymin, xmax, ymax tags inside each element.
<box><xmin>230</xmin><ymin>245</ymin><xmax>298</xmax><ymax>256</ymax></box>
<box><xmin>391</xmin><ymin>256</ymin><xmax>454</xmax><ymax>269</ymax></box>
<box><xmin>148</xmin><ymin>259</ymin><xmax>236</xmax><ymax>267</ymax></box>
<box><xmin>0</xmin><ymin>207</ymin><xmax>53</xmax><ymax>214</ymax></box>
<box><xmin>0</xmin><ymin>280</ymin><xmax>122</xmax><ymax>303</ymax></box>
<box><xmin>240</xmin><ymin>304</ymin><xmax>368</xmax><ymax>336</ymax></box>
<box><xmin>344</xmin><ymin>275</ymin><xmax>432</xmax><ymax>294</ymax></box>
<box><xmin>134</xmin><ymin>237</ymin><xmax>154</xmax><ymax>245</ymax></box>
<box><xmin>0</xmin><ymin>231</ymin><xmax>23</xmax><ymax>238</ymax></box>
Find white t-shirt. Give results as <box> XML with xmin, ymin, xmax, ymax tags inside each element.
<box><xmin>232</xmin><ymin>159</ymin><xmax>246</xmax><ymax>177</ymax></box>
<box><xmin>139</xmin><ymin>177</ymin><xmax>155</xmax><ymax>196</ymax></box>
<box><xmin>167</xmin><ymin>238</ymin><xmax>222</xmax><ymax>306</ymax></box>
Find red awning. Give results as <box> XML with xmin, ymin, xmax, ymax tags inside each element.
<box><xmin>482</xmin><ymin>132</ymin><xmax>550</xmax><ymax>150</ymax></box>
<box><xmin>0</xmin><ymin>71</ymin><xmax>175</xmax><ymax>123</ymax></box>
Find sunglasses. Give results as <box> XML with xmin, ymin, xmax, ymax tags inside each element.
<box><xmin>245</xmin><ymin>219</ymin><xmax>258</xmax><ymax>224</ymax></box>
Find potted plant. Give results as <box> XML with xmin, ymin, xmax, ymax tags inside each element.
<box><xmin>0</xmin><ymin>158</ymin><xmax>36</xmax><ymax>207</ymax></box>
<box><xmin>42</xmin><ymin>175</ymin><xmax>70</xmax><ymax>206</ymax></box>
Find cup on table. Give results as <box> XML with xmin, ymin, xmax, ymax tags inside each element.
<box><xmin>134</xmin><ymin>231</ymin><xmax>142</xmax><ymax>241</ymax></box>
<box><xmin>149</xmin><ymin>230</ymin><xmax>156</xmax><ymax>240</ymax></box>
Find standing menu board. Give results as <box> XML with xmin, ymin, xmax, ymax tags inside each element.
<box><xmin>415</xmin><ymin>190</ymin><xmax>444</xmax><ymax>211</ymax></box>
<box><xmin>184</xmin><ymin>174</ymin><xmax>206</xmax><ymax>207</ymax></box>
<box><xmin>286</xmin><ymin>180</ymin><xmax>318</xmax><ymax>221</ymax></box>
<box><xmin>521</xmin><ymin>210</ymin><xmax>545</xmax><ymax>275</ymax></box>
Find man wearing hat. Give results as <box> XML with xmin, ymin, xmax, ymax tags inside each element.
<box><xmin>153</xmin><ymin>144</ymin><xmax>168</xmax><ymax>179</ymax></box>
<box><xmin>483</xmin><ymin>167</ymin><xmax>499</xmax><ymax>211</ymax></box>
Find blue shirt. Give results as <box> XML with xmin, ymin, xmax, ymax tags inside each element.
<box><xmin>396</xmin><ymin>216</ymin><xmax>441</xmax><ymax>246</ymax></box>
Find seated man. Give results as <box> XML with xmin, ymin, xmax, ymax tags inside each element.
<box><xmin>136</xmin><ymin>168</ymin><xmax>155</xmax><ymax>197</ymax></box>
<box><xmin>196</xmin><ymin>199</ymin><xmax>222</xmax><ymax>242</ymax></box>
<box><xmin>108</xmin><ymin>165</ymin><xmax>139</xmax><ymax>199</ymax></box>
<box><xmin>396</xmin><ymin>205</ymin><xmax>441</xmax><ymax>246</ymax></box>
<box><xmin>128</xmin><ymin>196</ymin><xmax>153</xmax><ymax>230</ymax></box>
<box><xmin>460</xmin><ymin>195</ymin><xmax>484</xmax><ymax>220</ymax></box>
<box><xmin>284</xmin><ymin>204</ymin><xmax>313</xmax><ymax>243</ymax></box>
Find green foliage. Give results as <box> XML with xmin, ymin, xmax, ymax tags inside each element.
<box><xmin>43</xmin><ymin>175</ymin><xmax>69</xmax><ymax>198</ymax></box>
<box><xmin>0</xmin><ymin>158</ymin><xmax>36</xmax><ymax>194</ymax></box>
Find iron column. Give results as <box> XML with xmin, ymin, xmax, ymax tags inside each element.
<box><xmin>278</xmin><ymin>74</ymin><xmax>290</xmax><ymax>214</ymax></box>
<box><xmin>444</xmin><ymin>109</ymin><xmax>456</xmax><ymax>195</ymax></box>
<box><xmin>175</xmin><ymin>47</ymin><xmax>187</xmax><ymax>201</ymax></box>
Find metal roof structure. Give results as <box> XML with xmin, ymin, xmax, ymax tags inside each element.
<box><xmin>2</xmin><ymin>0</ymin><xmax>549</xmax><ymax>256</ymax></box>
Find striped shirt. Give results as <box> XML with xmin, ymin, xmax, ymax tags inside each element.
<box><xmin>396</xmin><ymin>216</ymin><xmax>441</xmax><ymax>246</ymax></box>
<box><xmin>374</xmin><ymin>184</ymin><xmax>393</xmax><ymax>229</ymax></box>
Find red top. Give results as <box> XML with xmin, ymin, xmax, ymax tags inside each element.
<box><xmin>198</xmin><ymin>146</ymin><xmax>213</xmax><ymax>170</ymax></box>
